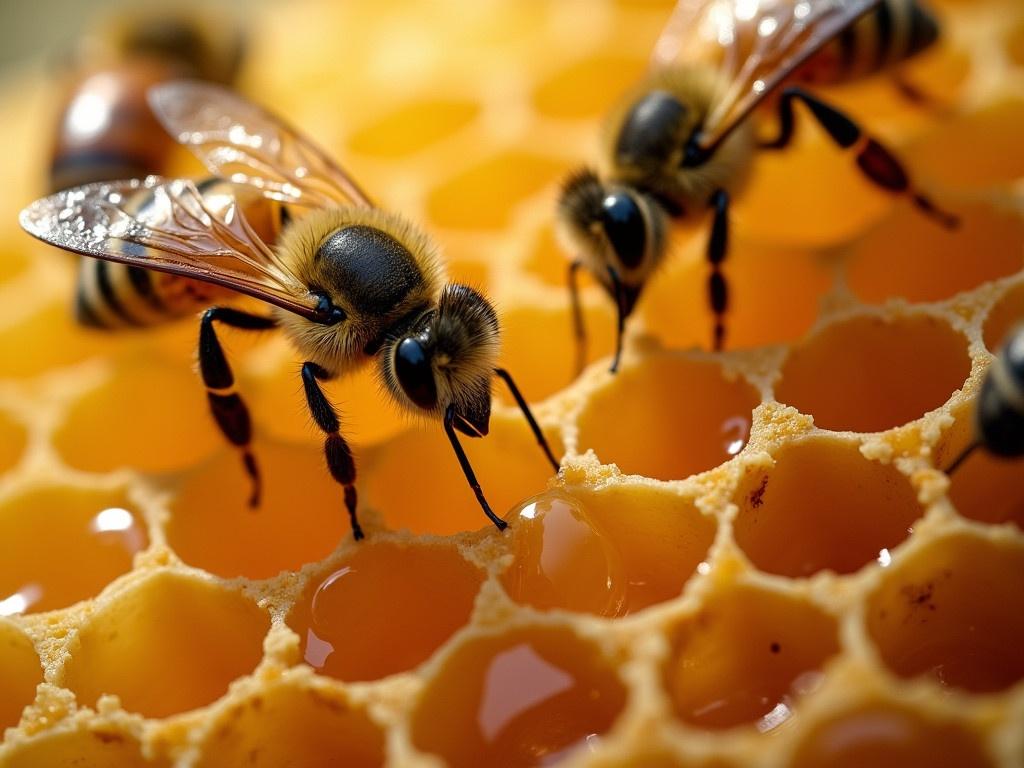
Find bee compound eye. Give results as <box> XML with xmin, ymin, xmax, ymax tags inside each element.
<box><xmin>601</xmin><ymin>192</ymin><xmax>646</xmax><ymax>270</ymax></box>
<box><xmin>395</xmin><ymin>337</ymin><xmax>438</xmax><ymax>410</ymax></box>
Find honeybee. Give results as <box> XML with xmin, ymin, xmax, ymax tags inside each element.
<box><xmin>50</xmin><ymin>11</ymin><xmax>246</xmax><ymax>328</ymax></box>
<box><xmin>946</xmin><ymin>325</ymin><xmax>1024</xmax><ymax>474</ymax></box>
<box><xmin>21</xmin><ymin>81</ymin><xmax>560</xmax><ymax>540</ymax></box>
<box><xmin>558</xmin><ymin>0</ymin><xmax>956</xmax><ymax>372</ymax></box>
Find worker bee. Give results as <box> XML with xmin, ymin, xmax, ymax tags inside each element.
<box><xmin>946</xmin><ymin>324</ymin><xmax>1024</xmax><ymax>474</ymax></box>
<box><xmin>21</xmin><ymin>81</ymin><xmax>560</xmax><ymax>540</ymax></box>
<box><xmin>558</xmin><ymin>0</ymin><xmax>956</xmax><ymax>372</ymax></box>
<box><xmin>50</xmin><ymin>11</ymin><xmax>246</xmax><ymax>328</ymax></box>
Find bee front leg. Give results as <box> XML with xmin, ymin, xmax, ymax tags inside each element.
<box><xmin>568</xmin><ymin>259</ymin><xmax>588</xmax><ymax>377</ymax></box>
<box><xmin>707</xmin><ymin>189</ymin><xmax>729</xmax><ymax>353</ymax></box>
<box><xmin>493</xmin><ymin>367</ymin><xmax>560</xmax><ymax>472</ymax></box>
<box><xmin>443</xmin><ymin>404</ymin><xmax>507</xmax><ymax>532</ymax></box>
<box><xmin>301</xmin><ymin>362</ymin><xmax>364</xmax><ymax>541</ymax></box>
<box><xmin>198</xmin><ymin>307</ymin><xmax>277</xmax><ymax>507</ymax></box>
<box><xmin>607</xmin><ymin>265</ymin><xmax>626</xmax><ymax>374</ymax></box>
<box><xmin>759</xmin><ymin>86</ymin><xmax>958</xmax><ymax>229</ymax></box>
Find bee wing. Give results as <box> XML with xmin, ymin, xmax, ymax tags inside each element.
<box><xmin>651</xmin><ymin>0</ymin><xmax>881</xmax><ymax>152</ymax></box>
<box><xmin>20</xmin><ymin>176</ymin><xmax>321</xmax><ymax>321</ymax></box>
<box><xmin>148</xmin><ymin>80</ymin><xmax>373</xmax><ymax>209</ymax></box>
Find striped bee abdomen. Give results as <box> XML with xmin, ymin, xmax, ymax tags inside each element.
<box><xmin>798</xmin><ymin>0</ymin><xmax>940</xmax><ymax>85</ymax></box>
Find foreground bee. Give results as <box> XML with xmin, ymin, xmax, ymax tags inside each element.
<box><xmin>22</xmin><ymin>81</ymin><xmax>560</xmax><ymax>540</ymax></box>
<box><xmin>947</xmin><ymin>325</ymin><xmax>1024</xmax><ymax>474</ymax></box>
<box><xmin>558</xmin><ymin>0</ymin><xmax>956</xmax><ymax>371</ymax></box>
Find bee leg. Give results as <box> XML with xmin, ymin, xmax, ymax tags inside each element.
<box><xmin>707</xmin><ymin>189</ymin><xmax>730</xmax><ymax>353</ymax></box>
<box><xmin>493</xmin><ymin>367</ymin><xmax>560</xmax><ymax>472</ymax></box>
<box><xmin>444</xmin><ymin>404</ymin><xmax>508</xmax><ymax>532</ymax></box>
<box><xmin>945</xmin><ymin>439</ymin><xmax>980</xmax><ymax>475</ymax></box>
<box><xmin>301</xmin><ymin>362</ymin><xmax>364</xmax><ymax>541</ymax></box>
<box><xmin>199</xmin><ymin>307</ymin><xmax>277</xmax><ymax>508</ymax></box>
<box><xmin>568</xmin><ymin>259</ymin><xmax>588</xmax><ymax>376</ymax></box>
<box><xmin>759</xmin><ymin>87</ymin><xmax>958</xmax><ymax>229</ymax></box>
<box><xmin>607</xmin><ymin>265</ymin><xmax>626</xmax><ymax>374</ymax></box>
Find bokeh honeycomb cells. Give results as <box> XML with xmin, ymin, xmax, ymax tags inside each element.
<box><xmin>1</xmin><ymin>0</ymin><xmax>1024</xmax><ymax>765</ymax></box>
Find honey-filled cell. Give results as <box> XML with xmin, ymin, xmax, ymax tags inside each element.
<box><xmin>0</xmin><ymin>409</ymin><xmax>27</xmax><ymax>476</ymax></box>
<box><xmin>0</xmin><ymin>302</ymin><xmax>115</xmax><ymax>379</ymax></box>
<box><xmin>982</xmin><ymin>281</ymin><xmax>1024</xmax><ymax>353</ymax></box>
<box><xmin>0</xmin><ymin>620</ymin><xmax>41</xmax><ymax>731</ymax></box>
<box><xmin>0</xmin><ymin>486</ymin><xmax>147</xmax><ymax>615</ymax></box>
<box><xmin>3</xmin><ymin>729</ymin><xmax>171</xmax><ymax>768</ymax></box>
<box><xmin>288</xmin><ymin>541</ymin><xmax>483</xmax><ymax>682</ymax></box>
<box><xmin>733</xmin><ymin>437</ymin><xmax>922</xmax><ymax>577</ymax></box>
<box><xmin>576</xmin><ymin>355</ymin><xmax>759</xmax><ymax>480</ymax></box>
<box><xmin>776</xmin><ymin>313</ymin><xmax>970</xmax><ymax>433</ymax></box>
<box><xmin>410</xmin><ymin>626</ymin><xmax>626</xmax><ymax>768</ymax></box>
<box><xmin>347</xmin><ymin>98</ymin><xmax>479</xmax><ymax>157</ymax></box>
<box><xmin>665</xmin><ymin>585</ymin><xmax>839</xmax><ymax>731</ymax></box>
<box><xmin>63</xmin><ymin>572</ymin><xmax>268</xmax><ymax>718</ymax></box>
<box><xmin>195</xmin><ymin>683</ymin><xmax>385</xmax><ymax>768</ymax></box>
<box><xmin>167</xmin><ymin>441</ymin><xmax>350</xmax><ymax>580</ymax></box>
<box><xmin>790</xmin><ymin>703</ymin><xmax>993</xmax><ymax>768</ymax></box>
<box><xmin>866</xmin><ymin>534</ymin><xmax>1024</xmax><ymax>693</ymax></box>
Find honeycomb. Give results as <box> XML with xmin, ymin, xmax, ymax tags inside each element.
<box><xmin>1</xmin><ymin>0</ymin><xmax>1024</xmax><ymax>766</ymax></box>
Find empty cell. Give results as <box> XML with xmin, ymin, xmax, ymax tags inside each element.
<box><xmin>790</xmin><ymin>703</ymin><xmax>993</xmax><ymax>768</ymax></box>
<box><xmin>195</xmin><ymin>684</ymin><xmax>385</xmax><ymax>768</ymax></box>
<box><xmin>665</xmin><ymin>585</ymin><xmax>839</xmax><ymax>730</ymax></box>
<box><xmin>427</xmin><ymin>150</ymin><xmax>566</xmax><ymax>230</ymax></box>
<box><xmin>0</xmin><ymin>487</ymin><xmax>147</xmax><ymax>615</ymax></box>
<box><xmin>288</xmin><ymin>541</ymin><xmax>483</xmax><ymax>682</ymax></box>
<box><xmin>167</xmin><ymin>441</ymin><xmax>350</xmax><ymax>579</ymax></box>
<box><xmin>3</xmin><ymin>729</ymin><xmax>170</xmax><ymax>768</ymax></box>
<box><xmin>866</xmin><ymin>534</ymin><xmax>1024</xmax><ymax>693</ymax></box>
<box><xmin>948</xmin><ymin>448</ymin><xmax>1024</xmax><ymax>529</ymax></box>
<box><xmin>776</xmin><ymin>314</ymin><xmax>971</xmax><ymax>433</ymax></box>
<box><xmin>847</xmin><ymin>200</ymin><xmax>1024</xmax><ymax>304</ymax></box>
<box><xmin>0</xmin><ymin>409</ymin><xmax>26</xmax><ymax>475</ymax></box>
<box><xmin>0</xmin><ymin>620</ymin><xmax>41</xmax><ymax>731</ymax></box>
<box><xmin>733</xmin><ymin>437</ymin><xmax>922</xmax><ymax>577</ymax></box>
<box><xmin>982</xmin><ymin>281</ymin><xmax>1024</xmax><ymax>354</ymax></box>
<box><xmin>63</xmin><ymin>572</ymin><xmax>268</xmax><ymax>718</ymax></box>
<box><xmin>411</xmin><ymin>626</ymin><xmax>626</xmax><ymax>768</ymax></box>
<box><xmin>0</xmin><ymin>303</ymin><xmax>115</xmax><ymax>378</ymax></box>
<box><xmin>576</xmin><ymin>356</ymin><xmax>759</xmax><ymax>480</ymax></box>
<box><xmin>363</xmin><ymin>416</ymin><xmax>558</xmax><ymax>536</ymax></box>
<box><xmin>347</xmin><ymin>99</ymin><xmax>479</xmax><ymax>157</ymax></box>
<box><xmin>533</xmin><ymin>54</ymin><xmax>645</xmax><ymax>120</ymax></box>
<box><xmin>54</xmin><ymin>357</ymin><xmax>222</xmax><ymax>474</ymax></box>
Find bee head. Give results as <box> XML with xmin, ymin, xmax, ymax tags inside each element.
<box><xmin>557</xmin><ymin>167</ymin><xmax>666</xmax><ymax>315</ymax></box>
<box><xmin>386</xmin><ymin>284</ymin><xmax>500</xmax><ymax>436</ymax></box>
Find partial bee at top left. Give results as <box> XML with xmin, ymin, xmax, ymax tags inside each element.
<box><xmin>49</xmin><ymin>9</ymin><xmax>249</xmax><ymax>329</ymax></box>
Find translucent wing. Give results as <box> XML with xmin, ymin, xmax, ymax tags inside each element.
<box><xmin>651</xmin><ymin>0</ymin><xmax>881</xmax><ymax>152</ymax></box>
<box><xmin>20</xmin><ymin>176</ymin><xmax>321</xmax><ymax>320</ymax></box>
<box><xmin>148</xmin><ymin>80</ymin><xmax>373</xmax><ymax>209</ymax></box>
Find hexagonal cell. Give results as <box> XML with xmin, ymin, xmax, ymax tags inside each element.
<box><xmin>733</xmin><ymin>437</ymin><xmax>922</xmax><ymax>578</ymax></box>
<box><xmin>3</xmin><ymin>729</ymin><xmax>170</xmax><ymax>768</ymax></box>
<box><xmin>362</xmin><ymin>416</ymin><xmax>557</xmax><ymax>536</ymax></box>
<box><xmin>846</xmin><ymin>200</ymin><xmax>1024</xmax><ymax>304</ymax></box>
<box><xmin>776</xmin><ymin>314</ymin><xmax>970</xmax><ymax>432</ymax></box>
<box><xmin>532</xmin><ymin>54</ymin><xmax>645</xmax><ymax>119</ymax></box>
<box><xmin>411</xmin><ymin>626</ymin><xmax>627</xmax><ymax>768</ymax></box>
<box><xmin>167</xmin><ymin>441</ymin><xmax>351</xmax><ymax>579</ymax></box>
<box><xmin>906</xmin><ymin>98</ymin><xmax>1024</xmax><ymax>190</ymax></box>
<box><xmin>866</xmin><ymin>533</ymin><xmax>1024</xmax><ymax>693</ymax></box>
<box><xmin>63</xmin><ymin>572</ymin><xmax>269</xmax><ymax>717</ymax></box>
<box><xmin>0</xmin><ymin>487</ymin><xmax>147</xmax><ymax>615</ymax></box>
<box><xmin>426</xmin><ymin>150</ymin><xmax>566</xmax><ymax>230</ymax></box>
<box><xmin>982</xmin><ymin>281</ymin><xmax>1024</xmax><ymax>353</ymax></box>
<box><xmin>288</xmin><ymin>541</ymin><xmax>484</xmax><ymax>682</ymax></box>
<box><xmin>347</xmin><ymin>98</ymin><xmax>479</xmax><ymax>157</ymax></box>
<box><xmin>0</xmin><ymin>409</ymin><xmax>27</xmax><ymax>475</ymax></box>
<box><xmin>0</xmin><ymin>303</ymin><xmax>115</xmax><ymax>379</ymax></box>
<box><xmin>789</xmin><ymin>702</ymin><xmax>994</xmax><ymax>768</ymax></box>
<box><xmin>948</xmin><ymin>447</ymin><xmax>1024</xmax><ymax>529</ymax></box>
<box><xmin>195</xmin><ymin>683</ymin><xmax>385</xmax><ymax>768</ymax></box>
<box><xmin>0</xmin><ymin>620</ymin><xmax>41</xmax><ymax>731</ymax></box>
<box><xmin>665</xmin><ymin>585</ymin><xmax>839</xmax><ymax>730</ymax></box>
<box><xmin>54</xmin><ymin>356</ymin><xmax>222</xmax><ymax>474</ymax></box>
<box><xmin>576</xmin><ymin>356</ymin><xmax>760</xmax><ymax>480</ymax></box>
<box><xmin>502</xmin><ymin>486</ymin><xmax>716</xmax><ymax>616</ymax></box>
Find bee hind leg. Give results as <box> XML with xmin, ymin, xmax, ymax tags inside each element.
<box><xmin>199</xmin><ymin>307</ymin><xmax>277</xmax><ymax>508</ymax></box>
<box><xmin>759</xmin><ymin>86</ymin><xmax>958</xmax><ymax>229</ymax></box>
<box><xmin>301</xmin><ymin>362</ymin><xmax>364</xmax><ymax>541</ymax></box>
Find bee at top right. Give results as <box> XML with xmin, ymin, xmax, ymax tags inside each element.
<box><xmin>557</xmin><ymin>0</ymin><xmax>959</xmax><ymax>373</ymax></box>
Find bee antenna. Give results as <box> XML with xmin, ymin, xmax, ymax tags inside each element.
<box><xmin>493</xmin><ymin>367</ymin><xmax>560</xmax><ymax>473</ymax></box>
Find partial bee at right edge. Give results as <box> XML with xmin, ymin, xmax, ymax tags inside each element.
<box><xmin>557</xmin><ymin>0</ymin><xmax>958</xmax><ymax>374</ymax></box>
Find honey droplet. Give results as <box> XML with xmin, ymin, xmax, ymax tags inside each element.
<box><xmin>503</xmin><ymin>492</ymin><xmax>627</xmax><ymax>617</ymax></box>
